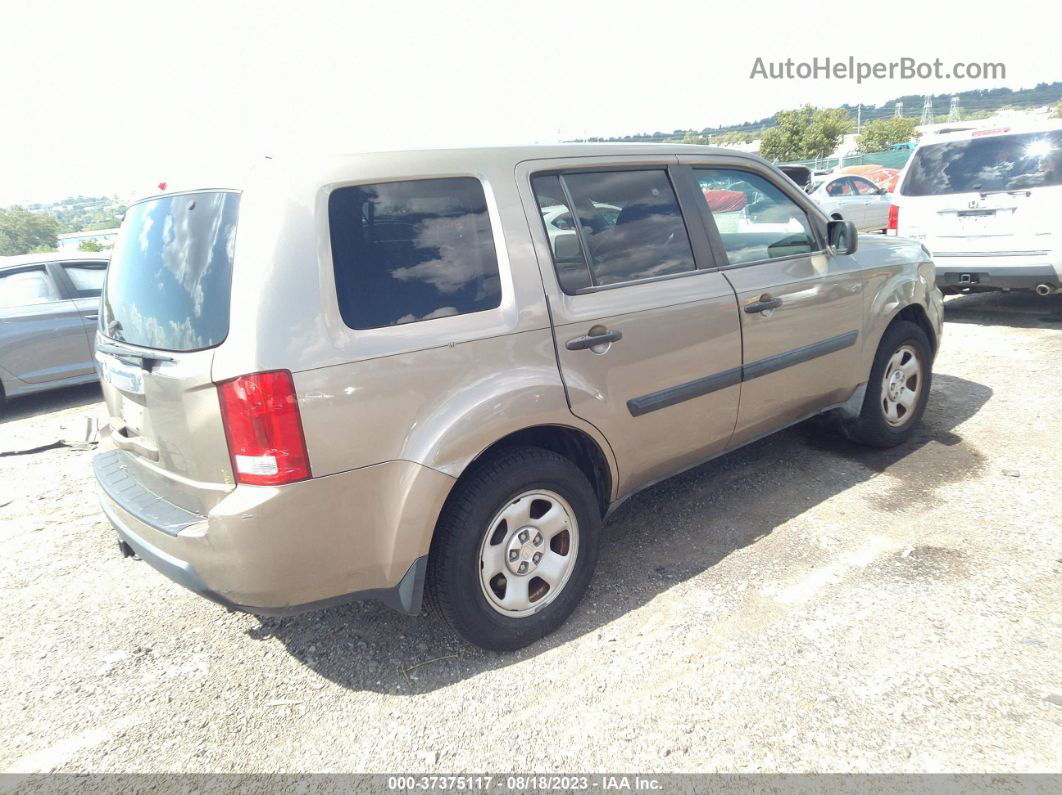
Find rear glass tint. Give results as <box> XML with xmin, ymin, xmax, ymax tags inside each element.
<box><xmin>328</xmin><ymin>177</ymin><xmax>501</xmax><ymax>329</ymax></box>
<box><xmin>532</xmin><ymin>169</ymin><xmax>695</xmax><ymax>291</ymax></box>
<box><xmin>901</xmin><ymin>130</ymin><xmax>1062</xmax><ymax>196</ymax></box>
<box><xmin>102</xmin><ymin>192</ymin><xmax>239</xmax><ymax>351</ymax></box>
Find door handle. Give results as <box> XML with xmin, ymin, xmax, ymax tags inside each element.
<box><xmin>566</xmin><ymin>329</ymin><xmax>622</xmax><ymax>351</ymax></box>
<box><xmin>85</xmin><ymin>313</ymin><xmax>98</xmax><ymax>320</ymax></box>
<box><xmin>744</xmin><ymin>296</ymin><xmax>783</xmax><ymax>314</ymax></box>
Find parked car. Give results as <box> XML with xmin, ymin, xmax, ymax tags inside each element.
<box><xmin>890</xmin><ymin>120</ymin><xmax>1062</xmax><ymax>295</ymax></box>
<box><xmin>806</xmin><ymin>173</ymin><xmax>893</xmax><ymax>232</ymax></box>
<box><xmin>778</xmin><ymin>164</ymin><xmax>812</xmax><ymax>190</ymax></box>
<box><xmin>93</xmin><ymin>145</ymin><xmax>942</xmax><ymax>651</ymax></box>
<box><xmin>0</xmin><ymin>251</ymin><xmax>108</xmax><ymax>402</ymax></box>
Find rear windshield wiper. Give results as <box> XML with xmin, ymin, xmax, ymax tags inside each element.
<box><xmin>974</xmin><ymin>187</ymin><xmax>1032</xmax><ymax>198</ymax></box>
<box><xmin>97</xmin><ymin>341</ymin><xmax>175</xmax><ymax>370</ymax></box>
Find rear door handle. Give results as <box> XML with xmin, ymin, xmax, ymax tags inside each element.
<box><xmin>744</xmin><ymin>297</ymin><xmax>783</xmax><ymax>314</ymax></box>
<box><xmin>85</xmin><ymin>313</ymin><xmax>98</xmax><ymax>320</ymax></box>
<box><xmin>565</xmin><ymin>329</ymin><xmax>623</xmax><ymax>351</ymax></box>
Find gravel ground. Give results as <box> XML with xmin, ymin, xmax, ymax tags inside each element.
<box><xmin>1</xmin><ymin>292</ymin><xmax>1060</xmax><ymax>774</ymax></box>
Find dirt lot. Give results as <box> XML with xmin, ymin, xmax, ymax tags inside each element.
<box><xmin>1</xmin><ymin>292</ymin><xmax>1060</xmax><ymax>774</ymax></box>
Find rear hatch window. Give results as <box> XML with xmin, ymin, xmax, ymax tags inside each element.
<box><xmin>901</xmin><ymin>130</ymin><xmax>1062</xmax><ymax>196</ymax></box>
<box><xmin>102</xmin><ymin>191</ymin><xmax>240</xmax><ymax>351</ymax></box>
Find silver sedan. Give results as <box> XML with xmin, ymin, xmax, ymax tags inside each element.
<box><xmin>0</xmin><ymin>251</ymin><xmax>108</xmax><ymax>401</ymax></box>
<box><xmin>807</xmin><ymin>174</ymin><xmax>893</xmax><ymax>233</ymax></box>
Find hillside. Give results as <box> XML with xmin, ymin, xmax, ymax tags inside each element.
<box><xmin>576</xmin><ymin>81</ymin><xmax>1062</xmax><ymax>143</ymax></box>
<box><xmin>23</xmin><ymin>195</ymin><xmax>126</xmax><ymax>234</ymax></box>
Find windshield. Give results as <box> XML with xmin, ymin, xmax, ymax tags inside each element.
<box><xmin>901</xmin><ymin>130</ymin><xmax>1062</xmax><ymax>196</ymax></box>
<box><xmin>101</xmin><ymin>191</ymin><xmax>240</xmax><ymax>351</ymax></box>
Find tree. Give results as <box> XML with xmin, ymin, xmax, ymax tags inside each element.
<box><xmin>758</xmin><ymin>105</ymin><xmax>852</xmax><ymax>162</ymax></box>
<box><xmin>0</xmin><ymin>206</ymin><xmax>60</xmax><ymax>255</ymax></box>
<box><xmin>855</xmin><ymin>117</ymin><xmax>921</xmax><ymax>153</ymax></box>
<box><xmin>1053</xmin><ymin>101</ymin><xmax>1062</xmax><ymax>119</ymax></box>
<box><xmin>78</xmin><ymin>239</ymin><xmax>106</xmax><ymax>252</ymax></box>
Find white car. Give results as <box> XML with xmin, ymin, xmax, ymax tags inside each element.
<box><xmin>889</xmin><ymin>120</ymin><xmax>1062</xmax><ymax>295</ymax></box>
<box><xmin>807</xmin><ymin>174</ymin><xmax>892</xmax><ymax>233</ymax></box>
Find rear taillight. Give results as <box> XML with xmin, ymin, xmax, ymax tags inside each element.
<box><xmin>887</xmin><ymin>204</ymin><xmax>899</xmax><ymax>234</ymax></box>
<box><xmin>217</xmin><ymin>370</ymin><xmax>310</xmax><ymax>486</ymax></box>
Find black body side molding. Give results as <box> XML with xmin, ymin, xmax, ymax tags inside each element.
<box><xmin>627</xmin><ymin>330</ymin><xmax>858</xmax><ymax>417</ymax></box>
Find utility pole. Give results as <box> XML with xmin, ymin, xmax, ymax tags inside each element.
<box><xmin>895</xmin><ymin>101</ymin><xmax>904</xmax><ymax>118</ymax></box>
<box><xmin>857</xmin><ymin>104</ymin><xmax>862</xmax><ymax>134</ymax></box>
<box><xmin>920</xmin><ymin>96</ymin><xmax>933</xmax><ymax>125</ymax></box>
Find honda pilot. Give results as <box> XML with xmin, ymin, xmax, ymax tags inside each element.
<box><xmin>890</xmin><ymin>121</ymin><xmax>1062</xmax><ymax>295</ymax></box>
<box><xmin>93</xmin><ymin>145</ymin><xmax>942</xmax><ymax>650</ymax></box>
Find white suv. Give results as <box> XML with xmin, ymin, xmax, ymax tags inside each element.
<box><xmin>890</xmin><ymin>121</ymin><xmax>1062</xmax><ymax>296</ymax></box>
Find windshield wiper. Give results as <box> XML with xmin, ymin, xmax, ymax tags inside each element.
<box><xmin>97</xmin><ymin>341</ymin><xmax>175</xmax><ymax>370</ymax></box>
<box><xmin>975</xmin><ymin>187</ymin><xmax>1032</xmax><ymax>198</ymax></box>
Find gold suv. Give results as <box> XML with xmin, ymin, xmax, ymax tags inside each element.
<box><xmin>93</xmin><ymin>145</ymin><xmax>943</xmax><ymax>650</ymax></box>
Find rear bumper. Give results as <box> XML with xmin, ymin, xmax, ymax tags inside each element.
<box><xmin>93</xmin><ymin>449</ymin><xmax>454</xmax><ymax>615</ymax></box>
<box><xmin>933</xmin><ymin>255</ymin><xmax>1061</xmax><ymax>291</ymax></box>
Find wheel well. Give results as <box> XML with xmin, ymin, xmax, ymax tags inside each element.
<box><xmin>466</xmin><ymin>426</ymin><xmax>612</xmax><ymax>516</ymax></box>
<box><xmin>893</xmin><ymin>303</ymin><xmax>938</xmax><ymax>358</ymax></box>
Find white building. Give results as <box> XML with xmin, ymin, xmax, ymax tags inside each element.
<box><xmin>56</xmin><ymin>228</ymin><xmax>119</xmax><ymax>252</ymax></box>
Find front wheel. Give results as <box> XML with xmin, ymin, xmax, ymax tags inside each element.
<box><xmin>841</xmin><ymin>320</ymin><xmax>932</xmax><ymax>448</ymax></box>
<box><xmin>426</xmin><ymin>447</ymin><xmax>601</xmax><ymax>651</ymax></box>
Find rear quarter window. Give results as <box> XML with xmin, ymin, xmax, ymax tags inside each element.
<box><xmin>328</xmin><ymin>177</ymin><xmax>502</xmax><ymax>330</ymax></box>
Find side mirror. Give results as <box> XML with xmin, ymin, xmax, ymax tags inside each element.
<box><xmin>878</xmin><ymin>186</ymin><xmax>889</xmax><ymax>195</ymax></box>
<box><xmin>827</xmin><ymin>219</ymin><xmax>858</xmax><ymax>255</ymax></box>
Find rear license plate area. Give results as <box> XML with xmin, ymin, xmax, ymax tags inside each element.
<box><xmin>100</xmin><ymin>355</ymin><xmax>145</xmax><ymax>395</ymax></box>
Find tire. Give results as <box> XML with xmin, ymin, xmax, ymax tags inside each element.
<box><xmin>426</xmin><ymin>446</ymin><xmax>601</xmax><ymax>652</ymax></box>
<box><xmin>841</xmin><ymin>320</ymin><xmax>932</xmax><ymax>448</ymax></box>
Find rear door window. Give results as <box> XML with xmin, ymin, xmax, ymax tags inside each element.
<box><xmin>827</xmin><ymin>178</ymin><xmax>854</xmax><ymax>197</ymax></box>
<box><xmin>851</xmin><ymin>177</ymin><xmax>881</xmax><ymax>196</ymax></box>
<box><xmin>102</xmin><ymin>191</ymin><xmax>240</xmax><ymax>351</ymax></box>
<box><xmin>694</xmin><ymin>168</ymin><xmax>818</xmax><ymax>265</ymax></box>
<box><xmin>531</xmin><ymin>169</ymin><xmax>696</xmax><ymax>291</ymax></box>
<box><xmin>328</xmin><ymin>177</ymin><xmax>502</xmax><ymax>329</ymax></box>
<box><xmin>0</xmin><ymin>268</ymin><xmax>61</xmax><ymax>308</ymax></box>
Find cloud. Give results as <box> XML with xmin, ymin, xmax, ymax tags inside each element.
<box><xmin>394</xmin><ymin>306</ymin><xmax>459</xmax><ymax>325</ymax></box>
<box><xmin>389</xmin><ymin>213</ymin><xmax>493</xmax><ymax>294</ymax></box>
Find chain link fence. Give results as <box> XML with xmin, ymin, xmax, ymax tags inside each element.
<box><xmin>782</xmin><ymin>149</ymin><xmax>913</xmax><ymax>172</ymax></box>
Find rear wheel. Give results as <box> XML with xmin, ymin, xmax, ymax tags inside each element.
<box><xmin>841</xmin><ymin>320</ymin><xmax>932</xmax><ymax>448</ymax></box>
<box><xmin>427</xmin><ymin>447</ymin><xmax>601</xmax><ymax>651</ymax></box>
